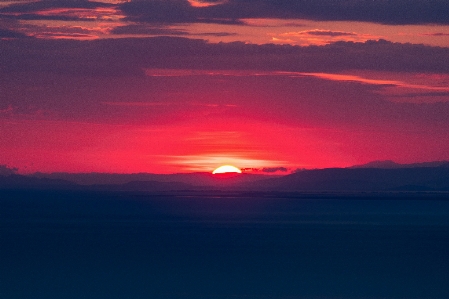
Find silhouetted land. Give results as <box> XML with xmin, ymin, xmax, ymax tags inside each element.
<box><xmin>2</xmin><ymin>164</ymin><xmax>449</xmax><ymax>192</ymax></box>
<box><xmin>241</xmin><ymin>166</ymin><xmax>449</xmax><ymax>192</ymax></box>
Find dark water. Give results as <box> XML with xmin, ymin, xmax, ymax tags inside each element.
<box><xmin>1</xmin><ymin>190</ymin><xmax>449</xmax><ymax>299</ymax></box>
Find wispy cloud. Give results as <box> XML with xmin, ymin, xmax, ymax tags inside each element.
<box><xmin>143</xmin><ymin>69</ymin><xmax>449</xmax><ymax>100</ymax></box>
<box><xmin>276</xmin><ymin>29</ymin><xmax>381</xmax><ymax>45</ymax></box>
<box><xmin>0</xmin><ymin>3</ymin><xmax>125</xmax><ymax>21</ymax></box>
<box><xmin>0</xmin><ymin>3</ymin><xmax>126</xmax><ymax>39</ymax></box>
<box><xmin>292</xmin><ymin>71</ymin><xmax>449</xmax><ymax>103</ymax></box>
<box><xmin>32</xmin><ymin>31</ymin><xmax>99</xmax><ymax>40</ymax></box>
<box><xmin>294</xmin><ymin>72</ymin><xmax>449</xmax><ymax>91</ymax></box>
<box><xmin>24</xmin><ymin>7</ymin><xmax>122</xmax><ymax>21</ymax></box>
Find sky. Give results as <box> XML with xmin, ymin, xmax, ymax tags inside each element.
<box><xmin>1</xmin><ymin>0</ymin><xmax>449</xmax><ymax>174</ymax></box>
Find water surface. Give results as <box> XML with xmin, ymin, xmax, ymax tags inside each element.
<box><xmin>1</xmin><ymin>190</ymin><xmax>449</xmax><ymax>299</ymax></box>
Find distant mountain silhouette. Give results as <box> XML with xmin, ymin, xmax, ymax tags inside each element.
<box><xmin>351</xmin><ymin>160</ymin><xmax>449</xmax><ymax>169</ymax></box>
<box><xmin>90</xmin><ymin>180</ymin><xmax>200</xmax><ymax>192</ymax></box>
<box><xmin>2</xmin><ymin>164</ymin><xmax>449</xmax><ymax>192</ymax></box>
<box><xmin>350</xmin><ymin>160</ymin><xmax>400</xmax><ymax>168</ymax></box>
<box><xmin>0</xmin><ymin>164</ymin><xmax>18</xmax><ymax>176</ymax></box>
<box><xmin>1</xmin><ymin>172</ymin><xmax>273</xmax><ymax>192</ymax></box>
<box><xmin>240</xmin><ymin>167</ymin><xmax>449</xmax><ymax>192</ymax></box>
<box><xmin>31</xmin><ymin>172</ymin><xmax>271</xmax><ymax>186</ymax></box>
<box><xmin>0</xmin><ymin>174</ymin><xmax>76</xmax><ymax>190</ymax></box>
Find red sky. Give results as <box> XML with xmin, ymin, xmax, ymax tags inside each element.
<box><xmin>1</xmin><ymin>0</ymin><xmax>449</xmax><ymax>174</ymax></box>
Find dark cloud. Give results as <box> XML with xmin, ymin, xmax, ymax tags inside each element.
<box><xmin>195</xmin><ymin>18</ymin><xmax>243</xmax><ymax>25</ymax></box>
<box><xmin>0</xmin><ymin>1</ymin><xmax>110</xmax><ymax>13</ymax></box>
<box><xmin>0</xmin><ymin>38</ymin><xmax>148</xmax><ymax>76</ymax></box>
<box><xmin>0</xmin><ymin>0</ymin><xmax>113</xmax><ymax>22</ymax></box>
<box><xmin>0</xmin><ymin>27</ymin><xmax>29</xmax><ymax>38</ymax></box>
<box><xmin>3</xmin><ymin>0</ymin><xmax>448</xmax><ymax>25</ymax></box>
<box><xmin>0</xmin><ymin>13</ymin><xmax>94</xmax><ymax>21</ymax></box>
<box><xmin>262</xmin><ymin>167</ymin><xmax>288</xmax><ymax>173</ymax></box>
<box><xmin>241</xmin><ymin>167</ymin><xmax>259</xmax><ymax>172</ymax></box>
<box><xmin>1</xmin><ymin>37</ymin><xmax>449</xmax><ymax>77</ymax></box>
<box><xmin>120</xmin><ymin>0</ymin><xmax>242</xmax><ymax>25</ymax></box>
<box><xmin>241</xmin><ymin>167</ymin><xmax>289</xmax><ymax>173</ymax></box>
<box><xmin>119</xmin><ymin>0</ymin><xmax>198</xmax><ymax>23</ymax></box>
<box><xmin>300</xmin><ymin>0</ymin><xmax>449</xmax><ymax>24</ymax></box>
<box><xmin>219</xmin><ymin>0</ymin><xmax>449</xmax><ymax>25</ymax></box>
<box><xmin>306</xmin><ymin>30</ymin><xmax>356</xmax><ymax>37</ymax></box>
<box><xmin>195</xmin><ymin>0</ymin><xmax>225</xmax><ymax>4</ymax></box>
<box><xmin>195</xmin><ymin>32</ymin><xmax>237</xmax><ymax>36</ymax></box>
<box><xmin>421</xmin><ymin>32</ymin><xmax>449</xmax><ymax>36</ymax></box>
<box><xmin>111</xmin><ymin>24</ymin><xmax>188</xmax><ymax>35</ymax></box>
<box><xmin>119</xmin><ymin>0</ymin><xmax>449</xmax><ymax>25</ymax></box>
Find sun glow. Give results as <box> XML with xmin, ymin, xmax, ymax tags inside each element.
<box><xmin>212</xmin><ymin>165</ymin><xmax>242</xmax><ymax>174</ymax></box>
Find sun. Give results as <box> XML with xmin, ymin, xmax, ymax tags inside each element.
<box><xmin>212</xmin><ymin>165</ymin><xmax>242</xmax><ymax>174</ymax></box>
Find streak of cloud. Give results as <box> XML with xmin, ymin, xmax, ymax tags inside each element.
<box><xmin>276</xmin><ymin>29</ymin><xmax>381</xmax><ymax>45</ymax></box>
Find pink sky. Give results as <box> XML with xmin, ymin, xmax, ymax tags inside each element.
<box><xmin>1</xmin><ymin>0</ymin><xmax>449</xmax><ymax>173</ymax></box>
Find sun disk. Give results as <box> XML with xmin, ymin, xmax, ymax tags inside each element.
<box><xmin>212</xmin><ymin>165</ymin><xmax>242</xmax><ymax>174</ymax></box>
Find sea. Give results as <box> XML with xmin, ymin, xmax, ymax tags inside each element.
<box><xmin>1</xmin><ymin>189</ymin><xmax>449</xmax><ymax>299</ymax></box>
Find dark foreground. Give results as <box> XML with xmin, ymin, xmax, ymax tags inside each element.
<box><xmin>1</xmin><ymin>190</ymin><xmax>449</xmax><ymax>299</ymax></box>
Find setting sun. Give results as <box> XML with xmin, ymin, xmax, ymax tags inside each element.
<box><xmin>212</xmin><ymin>165</ymin><xmax>242</xmax><ymax>174</ymax></box>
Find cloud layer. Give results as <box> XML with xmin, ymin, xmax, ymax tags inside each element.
<box><xmin>2</xmin><ymin>37</ymin><xmax>449</xmax><ymax>76</ymax></box>
<box><xmin>2</xmin><ymin>0</ymin><xmax>449</xmax><ymax>25</ymax></box>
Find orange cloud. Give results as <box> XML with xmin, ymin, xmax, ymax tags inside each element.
<box><xmin>294</xmin><ymin>72</ymin><xmax>449</xmax><ymax>91</ymax></box>
<box><xmin>290</xmin><ymin>71</ymin><xmax>449</xmax><ymax>103</ymax></box>
<box><xmin>188</xmin><ymin>0</ymin><xmax>228</xmax><ymax>8</ymax></box>
<box><xmin>4</xmin><ymin>5</ymin><xmax>127</xmax><ymax>40</ymax></box>
<box><xmin>30</xmin><ymin>7</ymin><xmax>124</xmax><ymax>21</ymax></box>
<box><xmin>277</xmin><ymin>29</ymin><xmax>381</xmax><ymax>46</ymax></box>
<box><xmin>33</xmin><ymin>31</ymin><xmax>99</xmax><ymax>40</ymax></box>
<box><xmin>93</xmin><ymin>0</ymin><xmax>131</xmax><ymax>3</ymax></box>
